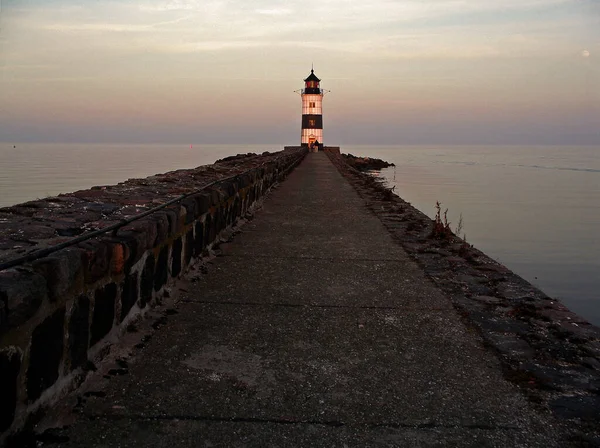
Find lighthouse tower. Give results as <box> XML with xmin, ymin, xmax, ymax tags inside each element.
<box><xmin>301</xmin><ymin>68</ymin><xmax>324</xmax><ymax>151</ymax></box>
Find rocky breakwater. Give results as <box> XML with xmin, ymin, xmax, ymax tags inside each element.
<box><xmin>327</xmin><ymin>151</ymin><xmax>600</xmax><ymax>445</ymax></box>
<box><xmin>0</xmin><ymin>148</ymin><xmax>307</xmax><ymax>440</ymax></box>
<box><xmin>341</xmin><ymin>153</ymin><xmax>395</xmax><ymax>171</ymax></box>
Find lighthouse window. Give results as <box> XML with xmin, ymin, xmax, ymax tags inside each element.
<box><xmin>309</xmin><ymin>102</ymin><xmax>315</xmax><ymax>108</ymax></box>
<box><xmin>309</xmin><ymin>119</ymin><xmax>316</xmax><ymax>126</ymax></box>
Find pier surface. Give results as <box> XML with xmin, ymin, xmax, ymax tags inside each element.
<box><xmin>56</xmin><ymin>153</ymin><xmax>558</xmax><ymax>447</ymax></box>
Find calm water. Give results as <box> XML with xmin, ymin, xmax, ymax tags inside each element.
<box><xmin>345</xmin><ymin>145</ymin><xmax>600</xmax><ymax>325</ymax></box>
<box><xmin>0</xmin><ymin>143</ymin><xmax>279</xmax><ymax>206</ymax></box>
<box><xmin>1</xmin><ymin>143</ymin><xmax>599</xmax><ymax>324</ymax></box>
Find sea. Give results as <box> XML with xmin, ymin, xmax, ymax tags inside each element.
<box><xmin>1</xmin><ymin>143</ymin><xmax>599</xmax><ymax>325</ymax></box>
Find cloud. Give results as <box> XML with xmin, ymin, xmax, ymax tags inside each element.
<box><xmin>161</xmin><ymin>40</ymin><xmax>267</xmax><ymax>52</ymax></box>
<box><xmin>138</xmin><ymin>0</ymin><xmax>207</xmax><ymax>11</ymax></box>
<box><xmin>42</xmin><ymin>15</ymin><xmax>193</xmax><ymax>33</ymax></box>
<box><xmin>43</xmin><ymin>23</ymin><xmax>152</xmax><ymax>33</ymax></box>
<box><xmin>255</xmin><ymin>8</ymin><xmax>293</xmax><ymax>16</ymax></box>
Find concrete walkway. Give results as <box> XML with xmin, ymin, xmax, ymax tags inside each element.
<box><xmin>59</xmin><ymin>153</ymin><xmax>558</xmax><ymax>447</ymax></box>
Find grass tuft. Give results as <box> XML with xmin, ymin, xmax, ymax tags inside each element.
<box><xmin>430</xmin><ymin>201</ymin><xmax>452</xmax><ymax>239</ymax></box>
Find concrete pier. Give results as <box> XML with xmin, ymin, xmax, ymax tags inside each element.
<box><xmin>47</xmin><ymin>153</ymin><xmax>565</xmax><ymax>447</ymax></box>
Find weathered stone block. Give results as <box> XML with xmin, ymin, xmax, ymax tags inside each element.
<box><xmin>182</xmin><ymin>199</ymin><xmax>197</xmax><ymax>224</ymax></box>
<box><xmin>108</xmin><ymin>242</ymin><xmax>126</xmax><ymax>276</ymax></box>
<box><xmin>220</xmin><ymin>204</ymin><xmax>228</xmax><ymax>229</ymax></box>
<box><xmin>163</xmin><ymin>207</ymin><xmax>180</xmax><ymax>236</ymax></box>
<box><xmin>90</xmin><ymin>283</ymin><xmax>116</xmax><ymax>346</ymax></box>
<box><xmin>114</xmin><ymin>232</ymin><xmax>144</xmax><ymax>270</ymax></box>
<box><xmin>27</xmin><ymin>308</ymin><xmax>65</xmax><ymax>402</ymax></box>
<box><xmin>248</xmin><ymin>169</ymin><xmax>258</xmax><ymax>183</ymax></box>
<box><xmin>184</xmin><ymin>229</ymin><xmax>194</xmax><ymax>266</ymax></box>
<box><xmin>237</xmin><ymin>173</ymin><xmax>249</xmax><ymax>189</ymax></box>
<box><xmin>194</xmin><ymin>221</ymin><xmax>205</xmax><ymax>256</ymax></box>
<box><xmin>151</xmin><ymin>213</ymin><xmax>170</xmax><ymax>246</ymax></box>
<box><xmin>0</xmin><ymin>347</ymin><xmax>22</xmax><ymax>431</ymax></box>
<box><xmin>204</xmin><ymin>214</ymin><xmax>213</xmax><ymax>245</ymax></box>
<box><xmin>140</xmin><ymin>255</ymin><xmax>155</xmax><ymax>307</ymax></box>
<box><xmin>215</xmin><ymin>207</ymin><xmax>225</xmax><ymax>233</ymax></box>
<box><xmin>209</xmin><ymin>189</ymin><xmax>224</xmax><ymax>206</ymax></box>
<box><xmin>154</xmin><ymin>246</ymin><xmax>169</xmax><ymax>292</ymax></box>
<box><xmin>223</xmin><ymin>205</ymin><xmax>231</xmax><ymax>229</ymax></box>
<box><xmin>195</xmin><ymin>193</ymin><xmax>211</xmax><ymax>215</ymax></box>
<box><xmin>233</xmin><ymin>197</ymin><xmax>241</xmax><ymax>221</ymax></box>
<box><xmin>68</xmin><ymin>295</ymin><xmax>90</xmax><ymax>371</ymax></box>
<box><xmin>0</xmin><ymin>269</ymin><xmax>47</xmax><ymax>334</ymax></box>
<box><xmin>120</xmin><ymin>219</ymin><xmax>157</xmax><ymax>253</ymax></box>
<box><xmin>221</xmin><ymin>180</ymin><xmax>236</xmax><ymax>197</ymax></box>
<box><xmin>121</xmin><ymin>272</ymin><xmax>138</xmax><ymax>321</ymax></box>
<box><xmin>240</xmin><ymin>194</ymin><xmax>248</xmax><ymax>214</ymax></box>
<box><xmin>227</xmin><ymin>202</ymin><xmax>235</xmax><ymax>226</ymax></box>
<box><xmin>179</xmin><ymin>205</ymin><xmax>187</xmax><ymax>230</ymax></box>
<box><xmin>78</xmin><ymin>241</ymin><xmax>111</xmax><ymax>284</ymax></box>
<box><xmin>171</xmin><ymin>238</ymin><xmax>182</xmax><ymax>277</ymax></box>
<box><xmin>0</xmin><ymin>299</ymin><xmax>6</xmax><ymax>331</ymax></box>
<box><xmin>31</xmin><ymin>248</ymin><xmax>82</xmax><ymax>303</ymax></box>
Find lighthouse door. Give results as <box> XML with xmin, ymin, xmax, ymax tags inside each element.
<box><xmin>308</xmin><ymin>135</ymin><xmax>317</xmax><ymax>151</ymax></box>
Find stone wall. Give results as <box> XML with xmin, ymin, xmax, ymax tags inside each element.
<box><xmin>0</xmin><ymin>148</ymin><xmax>307</xmax><ymax>437</ymax></box>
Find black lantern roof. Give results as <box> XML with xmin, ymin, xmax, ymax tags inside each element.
<box><xmin>304</xmin><ymin>69</ymin><xmax>320</xmax><ymax>82</ymax></box>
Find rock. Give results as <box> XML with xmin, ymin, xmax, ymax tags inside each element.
<box><xmin>342</xmin><ymin>153</ymin><xmax>395</xmax><ymax>171</ymax></box>
<box><xmin>154</xmin><ymin>246</ymin><xmax>169</xmax><ymax>292</ymax></box>
<box><xmin>551</xmin><ymin>394</ymin><xmax>600</xmax><ymax>420</ymax></box>
<box><xmin>27</xmin><ymin>308</ymin><xmax>65</xmax><ymax>401</ymax></box>
<box><xmin>78</xmin><ymin>241</ymin><xmax>112</xmax><ymax>284</ymax></box>
<box><xmin>214</xmin><ymin>153</ymin><xmax>256</xmax><ymax>163</ymax></box>
<box><xmin>0</xmin><ymin>269</ymin><xmax>47</xmax><ymax>333</ymax></box>
<box><xmin>473</xmin><ymin>295</ymin><xmax>503</xmax><ymax>305</ymax></box>
<box><xmin>184</xmin><ymin>228</ymin><xmax>194</xmax><ymax>266</ymax></box>
<box><xmin>32</xmin><ymin>248</ymin><xmax>83</xmax><ymax>303</ymax></box>
<box><xmin>90</xmin><ymin>283</ymin><xmax>117</xmax><ymax>346</ymax></box>
<box><xmin>0</xmin><ymin>346</ymin><xmax>22</xmax><ymax>431</ymax></box>
<box><xmin>109</xmin><ymin>242</ymin><xmax>126</xmax><ymax>276</ymax></box>
<box><xmin>140</xmin><ymin>255</ymin><xmax>155</xmax><ymax>307</ymax></box>
<box><xmin>120</xmin><ymin>272</ymin><xmax>138</xmax><ymax>322</ymax></box>
<box><xmin>171</xmin><ymin>237</ymin><xmax>182</xmax><ymax>277</ymax></box>
<box><xmin>68</xmin><ymin>295</ymin><xmax>90</xmax><ymax>371</ymax></box>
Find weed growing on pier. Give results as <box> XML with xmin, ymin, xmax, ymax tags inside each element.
<box><xmin>431</xmin><ymin>204</ymin><xmax>472</xmax><ymax>258</ymax></box>
<box><xmin>431</xmin><ymin>201</ymin><xmax>452</xmax><ymax>239</ymax></box>
<box><xmin>455</xmin><ymin>213</ymin><xmax>463</xmax><ymax>237</ymax></box>
<box><xmin>454</xmin><ymin>212</ymin><xmax>472</xmax><ymax>255</ymax></box>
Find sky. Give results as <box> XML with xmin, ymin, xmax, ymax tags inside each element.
<box><xmin>0</xmin><ymin>0</ymin><xmax>599</xmax><ymax>145</ymax></box>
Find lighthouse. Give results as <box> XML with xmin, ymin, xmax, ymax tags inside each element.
<box><xmin>300</xmin><ymin>68</ymin><xmax>324</xmax><ymax>151</ymax></box>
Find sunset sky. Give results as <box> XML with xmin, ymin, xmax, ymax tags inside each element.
<box><xmin>0</xmin><ymin>0</ymin><xmax>598</xmax><ymax>145</ymax></box>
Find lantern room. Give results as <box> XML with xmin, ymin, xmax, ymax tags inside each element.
<box><xmin>303</xmin><ymin>69</ymin><xmax>321</xmax><ymax>94</ymax></box>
